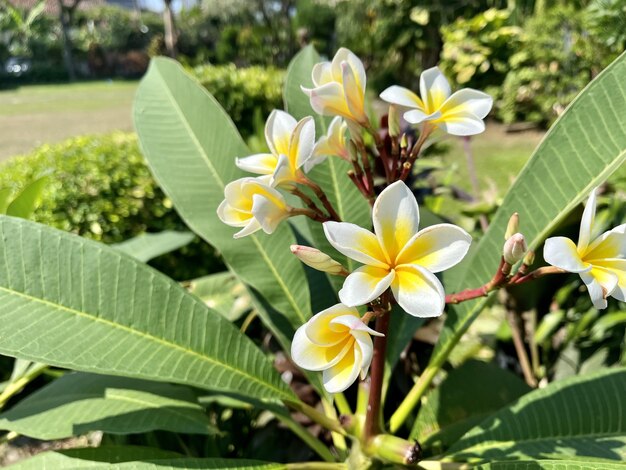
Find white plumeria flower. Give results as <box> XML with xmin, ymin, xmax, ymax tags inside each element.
<box><xmin>379</xmin><ymin>67</ymin><xmax>493</xmax><ymax>136</ymax></box>
<box><xmin>217</xmin><ymin>177</ymin><xmax>289</xmax><ymax>239</ymax></box>
<box><xmin>323</xmin><ymin>181</ymin><xmax>472</xmax><ymax>317</ymax></box>
<box><xmin>544</xmin><ymin>189</ymin><xmax>626</xmax><ymax>309</ymax></box>
<box><xmin>291</xmin><ymin>304</ymin><xmax>383</xmax><ymax>393</ymax></box>
<box><xmin>301</xmin><ymin>48</ymin><xmax>369</xmax><ymax>126</ymax></box>
<box><xmin>305</xmin><ymin>117</ymin><xmax>350</xmax><ymax>172</ymax></box>
<box><xmin>236</xmin><ymin>110</ymin><xmax>315</xmax><ymax>187</ymax></box>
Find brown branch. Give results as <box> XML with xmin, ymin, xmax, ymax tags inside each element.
<box><xmin>507</xmin><ymin>310</ymin><xmax>538</xmax><ymax>387</ymax></box>
<box><xmin>298</xmin><ymin>177</ymin><xmax>342</xmax><ymax>222</ymax></box>
<box><xmin>290</xmin><ymin>187</ymin><xmax>327</xmax><ymax>220</ymax></box>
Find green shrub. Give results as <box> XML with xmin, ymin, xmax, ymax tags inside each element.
<box><xmin>498</xmin><ymin>6</ymin><xmax>621</xmax><ymax>126</ymax></box>
<box><xmin>440</xmin><ymin>9</ymin><xmax>522</xmax><ymax>92</ymax></box>
<box><xmin>189</xmin><ymin>64</ymin><xmax>285</xmax><ymax>138</ymax></box>
<box><xmin>0</xmin><ymin>132</ymin><xmax>222</xmax><ymax>280</ymax></box>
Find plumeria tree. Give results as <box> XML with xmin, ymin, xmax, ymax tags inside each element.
<box><xmin>0</xmin><ymin>46</ymin><xmax>625</xmax><ymax>468</ymax></box>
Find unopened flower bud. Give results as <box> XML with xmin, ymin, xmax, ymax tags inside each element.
<box><xmin>367</xmin><ymin>434</ymin><xmax>422</xmax><ymax>466</ymax></box>
<box><xmin>503</xmin><ymin>233</ymin><xmax>527</xmax><ymax>264</ymax></box>
<box><xmin>388</xmin><ymin>105</ymin><xmax>400</xmax><ymax>137</ymax></box>
<box><xmin>524</xmin><ymin>250</ymin><xmax>535</xmax><ymax>266</ymax></box>
<box><xmin>348</xmin><ymin>140</ymin><xmax>359</xmax><ymax>163</ymax></box>
<box><xmin>290</xmin><ymin>245</ymin><xmax>347</xmax><ymax>275</ymax></box>
<box><xmin>400</xmin><ymin>133</ymin><xmax>408</xmax><ymax>149</ymax></box>
<box><xmin>505</xmin><ymin>212</ymin><xmax>520</xmax><ymax>240</ymax></box>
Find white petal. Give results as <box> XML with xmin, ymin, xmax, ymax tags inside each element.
<box><xmin>303</xmin><ymin>155</ymin><xmax>326</xmax><ymax>173</ymax></box>
<box><xmin>266</xmin><ymin>110</ymin><xmax>297</xmax><ymax>157</ymax></box>
<box><xmin>235</xmin><ymin>153</ymin><xmax>277</xmax><ymax>175</ymax></box>
<box><xmin>580</xmin><ymin>270</ymin><xmax>613</xmax><ymax>310</ymax></box>
<box><xmin>217</xmin><ymin>200</ymin><xmax>249</xmax><ymax>227</ymax></box>
<box><xmin>341</xmin><ymin>61</ymin><xmax>367</xmax><ymax>124</ymax></box>
<box><xmin>330</xmin><ymin>314</ymin><xmax>383</xmax><ymax>337</ymax></box>
<box><xmin>578</xmin><ymin>189</ymin><xmax>597</xmax><ymax>253</ymax></box>
<box><xmin>544</xmin><ymin>237</ymin><xmax>590</xmax><ymax>273</ymax></box>
<box><xmin>251</xmin><ymin>194</ymin><xmax>287</xmax><ymax>234</ymax></box>
<box><xmin>305</xmin><ymin>305</ymin><xmax>359</xmax><ymax>346</ymax></box>
<box><xmin>351</xmin><ymin>330</ymin><xmax>374</xmax><ymax>379</ymax></box>
<box><xmin>270</xmin><ymin>154</ymin><xmax>294</xmax><ymax>187</ymax></box>
<box><xmin>290</xmin><ymin>116</ymin><xmax>316</xmax><ymax>169</ymax></box>
<box><xmin>380</xmin><ymin>85</ymin><xmax>423</xmax><ymax>109</ymax></box>
<box><xmin>323</xmin><ymin>221</ymin><xmax>388</xmax><ymax>268</ymax></box>
<box><xmin>304</xmin><ymin>82</ymin><xmax>351</xmax><ymax>119</ymax></box>
<box><xmin>312</xmin><ymin>61</ymin><xmax>333</xmax><ymax>86</ymax></box>
<box><xmin>440</xmin><ymin>89</ymin><xmax>493</xmax><ymax>119</ymax></box>
<box><xmin>339</xmin><ymin>265</ymin><xmax>394</xmax><ymax>307</ymax></box>
<box><xmin>391</xmin><ymin>265</ymin><xmax>445</xmax><ymax>318</ymax></box>
<box><xmin>397</xmin><ymin>223</ymin><xmax>472</xmax><ymax>272</ymax></box>
<box><xmin>291</xmin><ymin>325</ymin><xmax>351</xmax><ymax>371</ymax></box>
<box><xmin>332</xmin><ymin>47</ymin><xmax>366</xmax><ymax>91</ymax></box>
<box><xmin>592</xmin><ymin>259</ymin><xmax>626</xmax><ymax>301</ymax></box>
<box><xmin>437</xmin><ymin>112</ymin><xmax>486</xmax><ymax>136</ymax></box>
<box><xmin>404</xmin><ymin>109</ymin><xmax>441</xmax><ymax>125</ymax></box>
<box><xmin>584</xmin><ymin>224</ymin><xmax>626</xmax><ymax>261</ymax></box>
<box><xmin>233</xmin><ymin>219</ymin><xmax>262</xmax><ymax>239</ymax></box>
<box><xmin>373</xmin><ymin>181</ymin><xmax>420</xmax><ymax>263</ymax></box>
<box><xmin>420</xmin><ymin>66</ymin><xmax>451</xmax><ymax>112</ymax></box>
<box><xmin>322</xmin><ymin>345</ymin><xmax>361</xmax><ymax>393</ymax></box>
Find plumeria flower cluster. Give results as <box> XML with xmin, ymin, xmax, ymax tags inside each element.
<box><xmin>217</xmin><ymin>47</ymin><xmax>625</xmax><ymax>396</ymax></box>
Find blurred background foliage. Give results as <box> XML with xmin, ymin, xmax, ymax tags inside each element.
<box><xmin>0</xmin><ymin>0</ymin><xmax>625</xmax><ymax>463</ymax></box>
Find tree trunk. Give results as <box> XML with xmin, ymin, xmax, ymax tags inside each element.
<box><xmin>58</xmin><ymin>0</ymin><xmax>78</xmax><ymax>81</ymax></box>
<box><xmin>163</xmin><ymin>0</ymin><xmax>177</xmax><ymax>58</ymax></box>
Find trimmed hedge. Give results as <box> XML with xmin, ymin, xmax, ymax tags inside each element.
<box><xmin>189</xmin><ymin>64</ymin><xmax>285</xmax><ymax>138</ymax></box>
<box><xmin>0</xmin><ymin>132</ymin><xmax>222</xmax><ymax>280</ymax></box>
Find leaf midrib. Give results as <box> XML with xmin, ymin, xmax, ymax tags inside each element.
<box><xmin>0</xmin><ymin>286</ymin><xmax>292</xmax><ymax>400</ymax></box>
<box><xmin>148</xmin><ymin>61</ymin><xmax>307</xmax><ymax>325</ymax></box>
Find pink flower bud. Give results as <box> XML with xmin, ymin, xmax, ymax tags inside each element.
<box><xmin>503</xmin><ymin>233</ymin><xmax>527</xmax><ymax>265</ymax></box>
<box><xmin>290</xmin><ymin>245</ymin><xmax>348</xmax><ymax>276</ymax></box>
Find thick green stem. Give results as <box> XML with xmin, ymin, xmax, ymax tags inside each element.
<box><xmin>389</xmin><ymin>365</ymin><xmax>438</xmax><ymax>433</ymax></box>
<box><xmin>0</xmin><ymin>364</ymin><xmax>47</xmax><ymax>410</ymax></box>
<box><xmin>276</xmin><ymin>413</ymin><xmax>336</xmax><ymax>462</ymax></box>
<box><xmin>286</xmin><ymin>400</ymin><xmax>346</xmax><ymax>435</ymax></box>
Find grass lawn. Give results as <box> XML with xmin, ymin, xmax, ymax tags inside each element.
<box><xmin>0</xmin><ymin>80</ymin><xmax>138</xmax><ymax>161</ymax></box>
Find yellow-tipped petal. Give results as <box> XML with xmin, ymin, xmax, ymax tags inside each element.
<box><xmin>323</xmin><ymin>221</ymin><xmax>388</xmax><ymax>268</ymax></box>
<box><xmin>419</xmin><ymin>67</ymin><xmax>451</xmax><ymax>114</ymax></box>
<box><xmin>291</xmin><ymin>325</ymin><xmax>352</xmax><ymax>371</ymax></box>
<box><xmin>544</xmin><ymin>236</ymin><xmax>590</xmax><ymax>273</ymax></box>
<box><xmin>440</xmin><ymin>88</ymin><xmax>493</xmax><ymax>120</ymax></box>
<box><xmin>305</xmin><ymin>305</ymin><xmax>359</xmax><ymax>346</ymax></box>
<box><xmin>235</xmin><ymin>153</ymin><xmax>278</xmax><ymax>175</ymax></box>
<box><xmin>583</xmin><ymin>224</ymin><xmax>626</xmax><ymax>261</ymax></box>
<box><xmin>341</xmin><ymin>61</ymin><xmax>367</xmax><ymax>124</ymax></box>
<box><xmin>312</xmin><ymin>61</ymin><xmax>333</xmax><ymax>86</ymax></box>
<box><xmin>578</xmin><ymin>189</ymin><xmax>597</xmax><ymax>253</ymax></box>
<box><xmin>289</xmin><ymin>116</ymin><xmax>316</xmax><ymax>170</ymax></box>
<box><xmin>373</xmin><ymin>181</ymin><xmax>420</xmax><ymax>263</ymax></box>
<box><xmin>307</xmin><ymin>81</ymin><xmax>353</xmax><ymax>120</ymax></box>
<box><xmin>391</xmin><ymin>265</ymin><xmax>445</xmax><ymax>318</ymax></box>
<box><xmin>380</xmin><ymin>85</ymin><xmax>424</xmax><ymax>109</ymax></box>
<box><xmin>397</xmin><ymin>223</ymin><xmax>471</xmax><ymax>272</ymax></box>
<box><xmin>322</xmin><ymin>344</ymin><xmax>362</xmax><ymax>393</ymax></box>
<box><xmin>339</xmin><ymin>265</ymin><xmax>394</xmax><ymax>307</ymax></box>
<box><xmin>591</xmin><ymin>259</ymin><xmax>626</xmax><ymax>301</ymax></box>
<box><xmin>266</xmin><ymin>110</ymin><xmax>297</xmax><ymax>157</ymax></box>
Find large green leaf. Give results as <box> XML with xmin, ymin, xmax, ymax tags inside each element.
<box><xmin>187</xmin><ymin>272</ymin><xmax>251</xmax><ymax>322</ymax></box>
<box><xmin>4</xmin><ymin>176</ymin><xmax>47</xmax><ymax>219</ymax></box>
<box><xmin>0</xmin><ymin>372</ymin><xmax>216</xmax><ymax>439</ymax></box>
<box><xmin>134</xmin><ymin>57</ymin><xmax>311</xmax><ymax>341</ymax></box>
<box><xmin>0</xmin><ymin>188</ymin><xmax>13</xmax><ymax>214</ymax></box>
<box><xmin>7</xmin><ymin>447</ymin><xmax>285</xmax><ymax>470</ymax></box>
<box><xmin>0</xmin><ymin>216</ymin><xmax>295</xmax><ymax>403</ymax></box>
<box><xmin>475</xmin><ymin>459</ymin><xmax>626</xmax><ymax>469</ymax></box>
<box><xmin>445</xmin><ymin>368</ymin><xmax>626</xmax><ymax>463</ymax></box>
<box><xmin>283</xmin><ymin>45</ymin><xmax>371</xmax><ymax>278</ymax></box>
<box><xmin>431</xmin><ymin>51</ymin><xmax>626</xmax><ymax>380</ymax></box>
<box><xmin>411</xmin><ymin>360</ymin><xmax>530</xmax><ymax>451</ymax></box>
<box><xmin>113</xmin><ymin>231</ymin><xmax>195</xmax><ymax>263</ymax></box>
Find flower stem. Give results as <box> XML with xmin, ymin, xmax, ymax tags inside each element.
<box><xmin>299</xmin><ymin>177</ymin><xmax>342</xmax><ymax>221</ymax></box>
<box><xmin>506</xmin><ymin>310</ymin><xmax>537</xmax><ymax>388</ymax></box>
<box><xmin>290</xmin><ymin>187</ymin><xmax>328</xmax><ymax>220</ymax></box>
<box><xmin>399</xmin><ymin>125</ymin><xmax>432</xmax><ymax>181</ymax></box>
<box><xmin>363</xmin><ymin>300</ymin><xmax>391</xmax><ymax>442</ymax></box>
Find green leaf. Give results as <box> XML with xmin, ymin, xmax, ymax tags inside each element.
<box><xmin>134</xmin><ymin>57</ymin><xmax>311</xmax><ymax>341</ymax></box>
<box><xmin>283</xmin><ymin>45</ymin><xmax>370</xmax><ymax>279</ymax></box>
<box><xmin>187</xmin><ymin>272</ymin><xmax>251</xmax><ymax>322</ymax></box>
<box><xmin>432</xmin><ymin>51</ymin><xmax>626</xmax><ymax>379</ymax></box>
<box><xmin>0</xmin><ymin>188</ymin><xmax>12</xmax><ymax>214</ymax></box>
<box><xmin>0</xmin><ymin>216</ymin><xmax>295</xmax><ymax>403</ymax></box>
<box><xmin>474</xmin><ymin>459</ymin><xmax>626</xmax><ymax>469</ymax></box>
<box><xmin>411</xmin><ymin>360</ymin><xmax>530</xmax><ymax>451</ymax></box>
<box><xmin>0</xmin><ymin>372</ymin><xmax>216</xmax><ymax>439</ymax></box>
<box><xmin>113</xmin><ymin>231</ymin><xmax>195</xmax><ymax>263</ymax></box>
<box><xmin>445</xmin><ymin>367</ymin><xmax>626</xmax><ymax>463</ymax></box>
<box><xmin>5</xmin><ymin>176</ymin><xmax>48</xmax><ymax>219</ymax></box>
<box><xmin>7</xmin><ymin>448</ymin><xmax>285</xmax><ymax>470</ymax></box>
